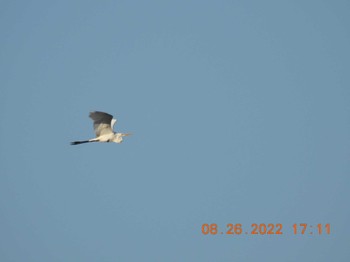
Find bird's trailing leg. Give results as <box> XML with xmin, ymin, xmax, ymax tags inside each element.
<box><xmin>70</xmin><ymin>139</ymin><xmax>98</xmax><ymax>145</ymax></box>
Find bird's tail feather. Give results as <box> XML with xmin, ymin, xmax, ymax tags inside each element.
<box><xmin>70</xmin><ymin>140</ymin><xmax>95</xmax><ymax>145</ymax></box>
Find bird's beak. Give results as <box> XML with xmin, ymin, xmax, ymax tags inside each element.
<box><xmin>123</xmin><ymin>133</ymin><xmax>132</xmax><ymax>136</ymax></box>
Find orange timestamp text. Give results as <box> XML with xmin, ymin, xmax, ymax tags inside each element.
<box><xmin>201</xmin><ymin>223</ymin><xmax>331</xmax><ymax>236</ymax></box>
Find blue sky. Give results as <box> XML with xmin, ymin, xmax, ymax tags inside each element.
<box><xmin>1</xmin><ymin>1</ymin><xmax>349</xmax><ymax>261</ymax></box>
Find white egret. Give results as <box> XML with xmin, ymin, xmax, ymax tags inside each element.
<box><xmin>71</xmin><ymin>111</ymin><xmax>131</xmax><ymax>145</ymax></box>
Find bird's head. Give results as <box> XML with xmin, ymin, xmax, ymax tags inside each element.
<box><xmin>113</xmin><ymin>133</ymin><xmax>132</xmax><ymax>143</ymax></box>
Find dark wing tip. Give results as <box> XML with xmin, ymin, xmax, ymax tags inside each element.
<box><xmin>89</xmin><ymin>111</ymin><xmax>114</xmax><ymax>121</ymax></box>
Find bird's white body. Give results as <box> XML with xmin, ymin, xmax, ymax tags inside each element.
<box><xmin>89</xmin><ymin>132</ymin><xmax>125</xmax><ymax>143</ymax></box>
<box><xmin>71</xmin><ymin>111</ymin><xmax>131</xmax><ymax>145</ymax></box>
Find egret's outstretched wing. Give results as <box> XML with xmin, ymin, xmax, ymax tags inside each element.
<box><xmin>89</xmin><ymin>111</ymin><xmax>116</xmax><ymax>137</ymax></box>
<box><xmin>111</xmin><ymin>118</ymin><xmax>117</xmax><ymax>131</ymax></box>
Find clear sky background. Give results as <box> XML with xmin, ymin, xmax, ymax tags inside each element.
<box><xmin>1</xmin><ymin>1</ymin><xmax>349</xmax><ymax>261</ymax></box>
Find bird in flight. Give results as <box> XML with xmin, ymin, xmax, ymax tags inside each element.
<box><xmin>71</xmin><ymin>111</ymin><xmax>131</xmax><ymax>145</ymax></box>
